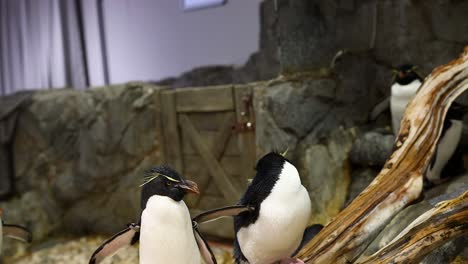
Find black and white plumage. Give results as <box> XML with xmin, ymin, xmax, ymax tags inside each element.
<box><xmin>89</xmin><ymin>166</ymin><xmax>216</xmax><ymax>264</ymax></box>
<box><xmin>426</xmin><ymin>104</ymin><xmax>466</xmax><ymax>184</ymax></box>
<box><xmin>233</xmin><ymin>152</ymin><xmax>312</xmax><ymax>264</ymax></box>
<box><xmin>0</xmin><ymin>208</ymin><xmax>32</xmax><ymax>255</ymax></box>
<box><xmin>389</xmin><ymin>64</ymin><xmax>466</xmax><ymax>184</ymax></box>
<box><xmin>390</xmin><ymin>64</ymin><xmax>423</xmax><ymax>135</ymax></box>
<box><xmin>192</xmin><ymin>205</ymin><xmax>255</xmax><ymax>225</ymax></box>
<box><xmin>88</xmin><ymin>223</ymin><xmax>140</xmax><ymax>264</ymax></box>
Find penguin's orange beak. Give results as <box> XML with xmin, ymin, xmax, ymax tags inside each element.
<box><xmin>177</xmin><ymin>180</ymin><xmax>200</xmax><ymax>195</ymax></box>
<box><xmin>0</xmin><ymin>208</ymin><xmax>3</xmax><ymax>217</ymax></box>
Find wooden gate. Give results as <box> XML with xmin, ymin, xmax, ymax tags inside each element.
<box><xmin>160</xmin><ymin>84</ymin><xmax>256</xmax><ymax>210</ymax></box>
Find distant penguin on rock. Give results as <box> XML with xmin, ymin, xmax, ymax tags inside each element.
<box><xmin>89</xmin><ymin>166</ymin><xmax>216</xmax><ymax>264</ymax></box>
<box><xmin>390</xmin><ymin>64</ymin><xmax>423</xmax><ymax>135</ymax></box>
<box><xmin>233</xmin><ymin>152</ymin><xmax>314</xmax><ymax>264</ymax></box>
<box><xmin>388</xmin><ymin>64</ymin><xmax>466</xmax><ymax>185</ymax></box>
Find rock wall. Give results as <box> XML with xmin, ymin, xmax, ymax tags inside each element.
<box><xmin>254</xmin><ymin>0</ymin><xmax>468</xmax><ymax>225</ymax></box>
<box><xmin>1</xmin><ymin>83</ymin><xmax>164</xmax><ymax>246</ymax></box>
<box><xmin>276</xmin><ymin>0</ymin><xmax>467</xmax><ymax>74</ymax></box>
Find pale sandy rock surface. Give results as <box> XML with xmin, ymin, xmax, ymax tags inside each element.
<box><xmin>5</xmin><ymin>236</ymin><xmax>233</xmax><ymax>264</ymax></box>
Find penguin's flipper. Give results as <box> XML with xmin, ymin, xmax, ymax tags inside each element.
<box><xmin>192</xmin><ymin>205</ymin><xmax>254</xmax><ymax>224</ymax></box>
<box><xmin>292</xmin><ymin>224</ymin><xmax>323</xmax><ymax>256</ymax></box>
<box><xmin>2</xmin><ymin>224</ymin><xmax>32</xmax><ymax>243</ymax></box>
<box><xmin>89</xmin><ymin>223</ymin><xmax>140</xmax><ymax>264</ymax></box>
<box><xmin>233</xmin><ymin>237</ymin><xmax>248</xmax><ymax>264</ymax></box>
<box><xmin>369</xmin><ymin>97</ymin><xmax>390</xmax><ymax>121</ymax></box>
<box><xmin>193</xmin><ymin>227</ymin><xmax>217</xmax><ymax>264</ymax></box>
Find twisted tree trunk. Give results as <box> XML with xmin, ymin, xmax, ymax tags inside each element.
<box><xmin>357</xmin><ymin>191</ymin><xmax>468</xmax><ymax>263</ymax></box>
<box><xmin>295</xmin><ymin>46</ymin><xmax>468</xmax><ymax>263</ymax></box>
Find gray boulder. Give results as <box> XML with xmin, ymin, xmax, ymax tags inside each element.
<box><xmin>298</xmin><ymin>127</ymin><xmax>356</xmax><ymax>225</ymax></box>
<box><xmin>350</xmin><ymin>131</ymin><xmax>395</xmax><ymax>167</ymax></box>
<box><xmin>8</xmin><ymin>83</ymin><xmax>164</xmax><ymax>241</ymax></box>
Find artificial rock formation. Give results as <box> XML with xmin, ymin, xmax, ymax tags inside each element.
<box><xmin>1</xmin><ymin>83</ymin><xmax>164</xmax><ymax>244</ymax></box>
<box><xmin>296</xmin><ymin>47</ymin><xmax>468</xmax><ymax>264</ymax></box>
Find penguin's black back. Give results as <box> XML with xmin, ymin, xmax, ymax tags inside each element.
<box><xmin>233</xmin><ymin>152</ymin><xmax>288</xmax><ymax>263</ymax></box>
<box><xmin>427</xmin><ymin>103</ymin><xmax>467</xmax><ymax>184</ymax></box>
<box><xmin>447</xmin><ymin>102</ymin><xmax>468</xmax><ymax>121</ymax></box>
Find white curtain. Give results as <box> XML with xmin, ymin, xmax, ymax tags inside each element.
<box><xmin>0</xmin><ymin>0</ymin><xmax>106</xmax><ymax>96</ymax></box>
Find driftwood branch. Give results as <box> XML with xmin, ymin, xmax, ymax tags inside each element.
<box><xmin>296</xmin><ymin>46</ymin><xmax>468</xmax><ymax>263</ymax></box>
<box><xmin>357</xmin><ymin>191</ymin><xmax>468</xmax><ymax>263</ymax></box>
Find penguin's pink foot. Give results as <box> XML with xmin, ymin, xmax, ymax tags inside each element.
<box><xmin>279</xmin><ymin>258</ymin><xmax>305</xmax><ymax>264</ymax></box>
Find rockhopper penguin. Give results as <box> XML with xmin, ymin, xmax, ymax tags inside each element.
<box><xmin>390</xmin><ymin>64</ymin><xmax>466</xmax><ymax>185</ymax></box>
<box><xmin>89</xmin><ymin>166</ymin><xmax>216</xmax><ymax>264</ymax></box>
<box><xmin>426</xmin><ymin>104</ymin><xmax>466</xmax><ymax>184</ymax></box>
<box><xmin>390</xmin><ymin>64</ymin><xmax>423</xmax><ymax>135</ymax></box>
<box><xmin>233</xmin><ymin>152</ymin><xmax>313</xmax><ymax>264</ymax></box>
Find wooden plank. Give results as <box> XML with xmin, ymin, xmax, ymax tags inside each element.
<box><xmin>160</xmin><ymin>91</ymin><xmax>183</xmax><ymax>172</ymax></box>
<box><xmin>184</xmin><ymin>155</ymin><xmax>243</xmax><ymax>176</ymax></box>
<box><xmin>179</xmin><ymin>114</ymin><xmax>240</xmax><ymax>202</ymax></box>
<box><xmin>181</xmin><ymin>130</ymin><xmax>240</xmax><ymax>156</ymax></box>
<box><xmin>185</xmin><ymin>112</ymin><xmax>233</xmax><ymax>131</ymax></box>
<box><xmin>175</xmin><ymin>85</ymin><xmax>234</xmax><ymax>112</ymax></box>
<box><xmin>186</xmin><ymin>112</ymin><xmax>236</xmax><ymax>206</ymax></box>
<box><xmin>234</xmin><ymin>85</ymin><xmax>257</xmax><ymax>185</ymax></box>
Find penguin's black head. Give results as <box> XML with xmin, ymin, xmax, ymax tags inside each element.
<box><xmin>140</xmin><ymin>166</ymin><xmax>199</xmax><ymax>210</ymax></box>
<box><xmin>249</xmin><ymin>151</ymin><xmax>292</xmax><ymax>189</ymax></box>
<box><xmin>393</xmin><ymin>64</ymin><xmax>422</xmax><ymax>85</ymax></box>
<box><xmin>255</xmin><ymin>152</ymin><xmax>289</xmax><ymax>174</ymax></box>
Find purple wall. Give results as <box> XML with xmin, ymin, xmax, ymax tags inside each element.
<box><xmin>0</xmin><ymin>0</ymin><xmax>261</xmax><ymax>95</ymax></box>
<box><xmin>102</xmin><ymin>0</ymin><xmax>261</xmax><ymax>83</ymax></box>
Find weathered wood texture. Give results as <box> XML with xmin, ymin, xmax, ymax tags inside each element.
<box><xmin>234</xmin><ymin>85</ymin><xmax>256</xmax><ymax>184</ymax></box>
<box><xmin>160</xmin><ymin>85</ymin><xmax>255</xmax><ymax>209</ymax></box>
<box><xmin>161</xmin><ymin>91</ymin><xmax>183</xmax><ymax>172</ymax></box>
<box><xmin>296</xmin><ymin>47</ymin><xmax>468</xmax><ymax>263</ymax></box>
<box><xmin>358</xmin><ymin>191</ymin><xmax>468</xmax><ymax>264</ymax></box>
<box><xmin>179</xmin><ymin>114</ymin><xmax>240</xmax><ymax>201</ymax></box>
<box><xmin>175</xmin><ymin>85</ymin><xmax>234</xmax><ymax>112</ymax></box>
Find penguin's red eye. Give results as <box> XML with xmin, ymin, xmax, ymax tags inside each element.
<box><xmin>165</xmin><ymin>181</ymin><xmax>172</xmax><ymax>187</ymax></box>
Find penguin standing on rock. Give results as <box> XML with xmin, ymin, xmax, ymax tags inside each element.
<box><xmin>390</xmin><ymin>64</ymin><xmax>423</xmax><ymax>135</ymax></box>
<box><xmin>380</xmin><ymin>64</ymin><xmax>466</xmax><ymax>185</ymax></box>
<box><xmin>233</xmin><ymin>152</ymin><xmax>313</xmax><ymax>264</ymax></box>
<box><xmin>0</xmin><ymin>208</ymin><xmax>32</xmax><ymax>256</ymax></box>
<box><xmin>89</xmin><ymin>166</ymin><xmax>216</xmax><ymax>264</ymax></box>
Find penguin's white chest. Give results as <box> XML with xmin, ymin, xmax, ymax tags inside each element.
<box><xmin>426</xmin><ymin>120</ymin><xmax>463</xmax><ymax>182</ymax></box>
<box><xmin>390</xmin><ymin>80</ymin><xmax>421</xmax><ymax>134</ymax></box>
<box><xmin>140</xmin><ymin>196</ymin><xmax>200</xmax><ymax>264</ymax></box>
<box><xmin>238</xmin><ymin>163</ymin><xmax>312</xmax><ymax>264</ymax></box>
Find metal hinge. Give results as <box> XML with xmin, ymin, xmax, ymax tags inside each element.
<box><xmin>233</xmin><ymin>92</ymin><xmax>255</xmax><ymax>133</ymax></box>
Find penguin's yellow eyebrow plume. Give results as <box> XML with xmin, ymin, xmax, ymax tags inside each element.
<box><xmin>140</xmin><ymin>172</ymin><xmax>180</xmax><ymax>187</ymax></box>
<box><xmin>280</xmin><ymin>147</ymin><xmax>289</xmax><ymax>157</ymax></box>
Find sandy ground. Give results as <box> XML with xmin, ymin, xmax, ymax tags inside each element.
<box><xmin>4</xmin><ymin>236</ymin><xmax>234</xmax><ymax>264</ymax></box>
